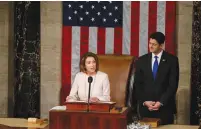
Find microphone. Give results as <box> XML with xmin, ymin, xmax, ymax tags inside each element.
<box><xmin>88</xmin><ymin>76</ymin><xmax>93</xmax><ymax>83</ymax></box>
<box><xmin>87</xmin><ymin>76</ymin><xmax>93</xmax><ymax>112</ymax></box>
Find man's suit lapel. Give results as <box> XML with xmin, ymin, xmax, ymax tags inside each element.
<box><xmin>147</xmin><ymin>53</ymin><xmax>154</xmax><ymax>81</ymax></box>
<box><xmin>155</xmin><ymin>51</ymin><xmax>167</xmax><ymax>81</ymax></box>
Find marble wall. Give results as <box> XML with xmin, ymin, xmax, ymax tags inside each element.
<box><xmin>13</xmin><ymin>2</ymin><xmax>40</xmax><ymax>118</ymax></box>
<box><xmin>190</xmin><ymin>1</ymin><xmax>201</xmax><ymax>125</ymax></box>
<box><xmin>40</xmin><ymin>2</ymin><xmax>62</xmax><ymax>118</ymax></box>
<box><xmin>176</xmin><ymin>1</ymin><xmax>193</xmax><ymax>124</ymax></box>
<box><xmin>0</xmin><ymin>2</ymin><xmax>9</xmax><ymax>117</ymax></box>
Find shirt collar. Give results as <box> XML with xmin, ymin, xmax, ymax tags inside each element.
<box><xmin>152</xmin><ymin>50</ymin><xmax>163</xmax><ymax>59</ymax></box>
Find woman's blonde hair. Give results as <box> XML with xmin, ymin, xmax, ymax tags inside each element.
<box><xmin>80</xmin><ymin>52</ymin><xmax>99</xmax><ymax>72</ymax></box>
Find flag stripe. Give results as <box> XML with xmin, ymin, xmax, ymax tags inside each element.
<box><xmin>157</xmin><ymin>1</ymin><xmax>166</xmax><ymax>34</ymax></box>
<box><xmin>139</xmin><ymin>1</ymin><xmax>149</xmax><ymax>56</ymax></box>
<box><xmin>105</xmin><ymin>28</ymin><xmax>114</xmax><ymax>54</ymax></box>
<box><xmin>97</xmin><ymin>28</ymin><xmax>106</xmax><ymax>54</ymax></box>
<box><xmin>165</xmin><ymin>2</ymin><xmax>176</xmax><ymax>55</ymax></box>
<box><xmin>62</xmin><ymin>26</ymin><xmax>72</xmax><ymax>94</ymax></box>
<box><xmin>71</xmin><ymin>27</ymin><xmax>80</xmax><ymax>82</ymax></box>
<box><xmin>157</xmin><ymin>1</ymin><xmax>166</xmax><ymax>50</ymax></box>
<box><xmin>114</xmin><ymin>27</ymin><xmax>123</xmax><ymax>54</ymax></box>
<box><xmin>80</xmin><ymin>26</ymin><xmax>89</xmax><ymax>57</ymax></box>
<box><xmin>131</xmin><ymin>1</ymin><xmax>140</xmax><ymax>57</ymax></box>
<box><xmin>89</xmin><ymin>27</ymin><xmax>97</xmax><ymax>53</ymax></box>
<box><xmin>148</xmin><ymin>1</ymin><xmax>157</xmax><ymax>52</ymax></box>
<box><xmin>123</xmin><ymin>1</ymin><xmax>131</xmax><ymax>55</ymax></box>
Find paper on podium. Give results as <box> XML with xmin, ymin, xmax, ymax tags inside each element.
<box><xmin>50</xmin><ymin>106</ymin><xmax>66</xmax><ymax>111</ymax></box>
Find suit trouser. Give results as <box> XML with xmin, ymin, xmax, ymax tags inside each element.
<box><xmin>139</xmin><ymin>105</ymin><xmax>174</xmax><ymax>125</ymax></box>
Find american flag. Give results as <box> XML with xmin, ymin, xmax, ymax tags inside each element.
<box><xmin>62</xmin><ymin>1</ymin><xmax>176</xmax><ymax>94</ymax></box>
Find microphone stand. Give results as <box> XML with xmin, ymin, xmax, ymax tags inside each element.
<box><xmin>87</xmin><ymin>82</ymin><xmax>92</xmax><ymax>112</ymax></box>
<box><xmin>87</xmin><ymin>76</ymin><xmax>93</xmax><ymax>112</ymax></box>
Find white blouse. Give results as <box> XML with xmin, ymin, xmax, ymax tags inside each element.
<box><xmin>67</xmin><ymin>71</ymin><xmax>110</xmax><ymax>101</ymax></box>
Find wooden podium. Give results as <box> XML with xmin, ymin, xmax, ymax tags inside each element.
<box><xmin>49</xmin><ymin>102</ymin><xmax>128</xmax><ymax>129</ymax></box>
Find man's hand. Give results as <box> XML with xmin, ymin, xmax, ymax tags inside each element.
<box><xmin>90</xmin><ymin>97</ymin><xmax>100</xmax><ymax>102</ymax></box>
<box><xmin>151</xmin><ymin>101</ymin><xmax>161</xmax><ymax>111</ymax></box>
<box><xmin>144</xmin><ymin>101</ymin><xmax>155</xmax><ymax>111</ymax></box>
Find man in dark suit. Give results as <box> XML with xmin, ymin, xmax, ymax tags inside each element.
<box><xmin>134</xmin><ymin>32</ymin><xmax>179</xmax><ymax>124</ymax></box>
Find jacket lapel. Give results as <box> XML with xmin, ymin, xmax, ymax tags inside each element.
<box><xmin>155</xmin><ymin>51</ymin><xmax>167</xmax><ymax>81</ymax></box>
<box><xmin>147</xmin><ymin>53</ymin><xmax>154</xmax><ymax>81</ymax></box>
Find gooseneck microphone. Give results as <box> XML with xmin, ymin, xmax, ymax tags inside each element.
<box><xmin>87</xmin><ymin>76</ymin><xmax>93</xmax><ymax>112</ymax></box>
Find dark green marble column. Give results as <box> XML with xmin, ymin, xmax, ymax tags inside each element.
<box><xmin>14</xmin><ymin>1</ymin><xmax>40</xmax><ymax>118</ymax></box>
<box><xmin>191</xmin><ymin>1</ymin><xmax>201</xmax><ymax>125</ymax></box>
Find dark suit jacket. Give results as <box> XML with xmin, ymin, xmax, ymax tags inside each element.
<box><xmin>134</xmin><ymin>51</ymin><xmax>179</xmax><ymax>114</ymax></box>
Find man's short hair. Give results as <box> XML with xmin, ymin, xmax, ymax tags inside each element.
<box><xmin>149</xmin><ymin>32</ymin><xmax>165</xmax><ymax>45</ymax></box>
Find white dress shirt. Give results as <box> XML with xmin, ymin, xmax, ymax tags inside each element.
<box><xmin>152</xmin><ymin>50</ymin><xmax>163</xmax><ymax>70</ymax></box>
<box><xmin>67</xmin><ymin>71</ymin><xmax>110</xmax><ymax>102</ymax></box>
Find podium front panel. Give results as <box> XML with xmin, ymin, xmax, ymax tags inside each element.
<box><xmin>49</xmin><ymin>109</ymin><xmax>128</xmax><ymax>129</ymax></box>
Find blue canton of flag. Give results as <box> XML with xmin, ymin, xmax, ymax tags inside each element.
<box><xmin>63</xmin><ymin>1</ymin><xmax>123</xmax><ymax>27</ymax></box>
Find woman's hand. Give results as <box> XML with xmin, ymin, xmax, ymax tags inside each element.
<box><xmin>66</xmin><ymin>97</ymin><xmax>71</xmax><ymax>102</ymax></box>
<box><xmin>89</xmin><ymin>97</ymin><xmax>100</xmax><ymax>102</ymax></box>
<box><xmin>66</xmin><ymin>97</ymin><xmax>76</xmax><ymax>102</ymax></box>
